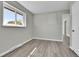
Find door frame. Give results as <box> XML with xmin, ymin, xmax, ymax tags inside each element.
<box><xmin>62</xmin><ymin>14</ymin><xmax>71</xmax><ymax>47</ymax></box>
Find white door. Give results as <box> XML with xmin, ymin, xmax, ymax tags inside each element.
<box><xmin>72</xmin><ymin>2</ymin><xmax>79</xmax><ymax>56</ymax></box>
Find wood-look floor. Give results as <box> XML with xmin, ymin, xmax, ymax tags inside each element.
<box><xmin>3</xmin><ymin>39</ymin><xmax>78</xmax><ymax>57</ymax></box>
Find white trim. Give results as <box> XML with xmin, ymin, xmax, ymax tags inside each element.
<box><xmin>67</xmin><ymin>34</ymin><xmax>70</xmax><ymax>37</ymax></box>
<box><xmin>0</xmin><ymin>39</ymin><xmax>32</xmax><ymax>57</ymax></box>
<box><xmin>70</xmin><ymin>46</ymin><xmax>74</xmax><ymax>51</ymax></box>
<box><xmin>70</xmin><ymin>46</ymin><xmax>79</xmax><ymax>56</ymax></box>
<box><xmin>32</xmin><ymin>37</ymin><xmax>63</xmax><ymax>42</ymax></box>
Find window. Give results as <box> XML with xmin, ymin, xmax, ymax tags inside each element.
<box><xmin>3</xmin><ymin>2</ymin><xmax>26</xmax><ymax>27</ymax></box>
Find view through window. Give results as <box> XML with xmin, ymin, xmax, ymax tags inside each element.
<box><xmin>3</xmin><ymin>2</ymin><xmax>26</xmax><ymax>27</ymax></box>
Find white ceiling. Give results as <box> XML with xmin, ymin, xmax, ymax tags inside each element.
<box><xmin>18</xmin><ymin>1</ymin><xmax>73</xmax><ymax>14</ymax></box>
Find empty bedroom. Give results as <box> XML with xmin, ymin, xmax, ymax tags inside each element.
<box><xmin>0</xmin><ymin>0</ymin><xmax>79</xmax><ymax>57</ymax></box>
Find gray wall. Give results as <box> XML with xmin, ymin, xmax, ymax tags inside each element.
<box><xmin>33</xmin><ymin>10</ymin><xmax>69</xmax><ymax>40</ymax></box>
<box><xmin>0</xmin><ymin>1</ymin><xmax>33</xmax><ymax>54</ymax></box>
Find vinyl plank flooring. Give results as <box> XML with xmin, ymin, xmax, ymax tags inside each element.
<box><xmin>3</xmin><ymin>39</ymin><xmax>78</xmax><ymax>57</ymax></box>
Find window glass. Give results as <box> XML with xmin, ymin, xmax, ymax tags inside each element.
<box><xmin>3</xmin><ymin>7</ymin><xmax>15</xmax><ymax>25</ymax></box>
<box><xmin>16</xmin><ymin>13</ymin><xmax>24</xmax><ymax>25</ymax></box>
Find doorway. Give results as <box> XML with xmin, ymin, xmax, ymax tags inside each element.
<box><xmin>62</xmin><ymin>14</ymin><xmax>70</xmax><ymax>47</ymax></box>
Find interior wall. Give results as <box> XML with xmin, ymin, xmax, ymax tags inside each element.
<box><xmin>33</xmin><ymin>10</ymin><xmax>70</xmax><ymax>40</ymax></box>
<box><xmin>0</xmin><ymin>1</ymin><xmax>33</xmax><ymax>54</ymax></box>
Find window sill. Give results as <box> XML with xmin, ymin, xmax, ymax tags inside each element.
<box><xmin>3</xmin><ymin>24</ymin><xmax>26</xmax><ymax>28</ymax></box>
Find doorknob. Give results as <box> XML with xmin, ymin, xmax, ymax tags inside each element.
<box><xmin>72</xmin><ymin>30</ymin><xmax>75</xmax><ymax>32</ymax></box>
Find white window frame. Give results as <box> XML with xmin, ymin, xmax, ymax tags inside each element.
<box><xmin>3</xmin><ymin>2</ymin><xmax>26</xmax><ymax>27</ymax></box>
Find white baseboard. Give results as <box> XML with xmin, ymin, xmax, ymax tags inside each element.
<box><xmin>67</xmin><ymin>34</ymin><xmax>70</xmax><ymax>37</ymax></box>
<box><xmin>70</xmin><ymin>46</ymin><xmax>79</xmax><ymax>56</ymax></box>
<box><xmin>32</xmin><ymin>37</ymin><xmax>63</xmax><ymax>42</ymax></box>
<box><xmin>0</xmin><ymin>39</ymin><xmax>32</xmax><ymax>57</ymax></box>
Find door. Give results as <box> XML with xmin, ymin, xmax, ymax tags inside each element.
<box><xmin>72</xmin><ymin>2</ymin><xmax>79</xmax><ymax>56</ymax></box>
